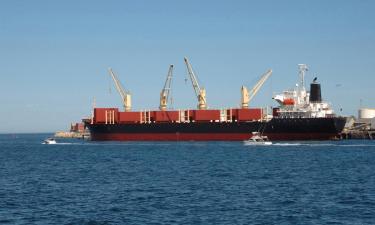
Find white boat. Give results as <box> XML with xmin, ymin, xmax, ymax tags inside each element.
<box><xmin>244</xmin><ymin>132</ymin><xmax>272</xmax><ymax>145</ymax></box>
<box><xmin>43</xmin><ymin>138</ymin><xmax>57</xmax><ymax>144</ymax></box>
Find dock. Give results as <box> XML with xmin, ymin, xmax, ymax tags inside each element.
<box><xmin>54</xmin><ymin>131</ymin><xmax>90</xmax><ymax>139</ymax></box>
<box><xmin>340</xmin><ymin>130</ymin><xmax>374</xmax><ymax>140</ymax></box>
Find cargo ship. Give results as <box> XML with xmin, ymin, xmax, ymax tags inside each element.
<box><xmin>84</xmin><ymin>61</ymin><xmax>346</xmax><ymax>141</ymax></box>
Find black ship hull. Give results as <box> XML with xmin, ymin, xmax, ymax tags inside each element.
<box><xmin>85</xmin><ymin>117</ymin><xmax>346</xmax><ymax>141</ymax></box>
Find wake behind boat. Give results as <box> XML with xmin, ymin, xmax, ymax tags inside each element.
<box><xmin>244</xmin><ymin>132</ymin><xmax>272</xmax><ymax>145</ymax></box>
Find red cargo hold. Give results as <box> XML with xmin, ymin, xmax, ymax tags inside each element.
<box><xmin>237</xmin><ymin>108</ymin><xmax>262</xmax><ymax>121</ymax></box>
<box><xmin>154</xmin><ymin>111</ymin><xmax>179</xmax><ymax>122</ymax></box>
<box><xmin>94</xmin><ymin>108</ymin><xmax>119</xmax><ymax>124</ymax></box>
<box><xmin>193</xmin><ymin>110</ymin><xmax>220</xmax><ymax>121</ymax></box>
<box><xmin>119</xmin><ymin>112</ymin><xmax>141</xmax><ymax>123</ymax></box>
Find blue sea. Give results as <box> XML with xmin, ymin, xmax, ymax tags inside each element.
<box><xmin>1</xmin><ymin>134</ymin><xmax>375</xmax><ymax>225</ymax></box>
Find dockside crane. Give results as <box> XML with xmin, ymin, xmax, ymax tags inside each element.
<box><xmin>241</xmin><ymin>69</ymin><xmax>272</xmax><ymax>108</ymax></box>
<box><xmin>159</xmin><ymin>65</ymin><xmax>174</xmax><ymax>111</ymax></box>
<box><xmin>184</xmin><ymin>57</ymin><xmax>207</xmax><ymax>110</ymax></box>
<box><xmin>108</xmin><ymin>68</ymin><xmax>132</xmax><ymax>111</ymax></box>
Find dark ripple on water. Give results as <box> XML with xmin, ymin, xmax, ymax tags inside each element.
<box><xmin>1</xmin><ymin>134</ymin><xmax>375</xmax><ymax>224</ymax></box>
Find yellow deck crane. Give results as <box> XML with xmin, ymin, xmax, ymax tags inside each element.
<box><xmin>241</xmin><ymin>69</ymin><xmax>272</xmax><ymax>108</ymax></box>
<box><xmin>108</xmin><ymin>67</ymin><xmax>132</xmax><ymax>111</ymax></box>
<box><xmin>159</xmin><ymin>65</ymin><xmax>174</xmax><ymax>111</ymax></box>
<box><xmin>184</xmin><ymin>57</ymin><xmax>207</xmax><ymax>110</ymax></box>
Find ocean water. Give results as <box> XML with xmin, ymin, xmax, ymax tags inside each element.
<box><xmin>1</xmin><ymin>134</ymin><xmax>375</xmax><ymax>225</ymax></box>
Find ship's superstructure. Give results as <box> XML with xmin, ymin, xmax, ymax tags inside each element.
<box><xmin>273</xmin><ymin>64</ymin><xmax>334</xmax><ymax>118</ymax></box>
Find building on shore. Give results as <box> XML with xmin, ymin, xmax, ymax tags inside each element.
<box><xmin>55</xmin><ymin>122</ymin><xmax>90</xmax><ymax>139</ymax></box>
<box><xmin>340</xmin><ymin>108</ymin><xmax>375</xmax><ymax>140</ymax></box>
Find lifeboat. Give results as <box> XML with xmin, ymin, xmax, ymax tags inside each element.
<box><xmin>283</xmin><ymin>98</ymin><xmax>295</xmax><ymax>105</ymax></box>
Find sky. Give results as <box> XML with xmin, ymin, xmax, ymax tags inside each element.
<box><xmin>0</xmin><ymin>0</ymin><xmax>374</xmax><ymax>133</ymax></box>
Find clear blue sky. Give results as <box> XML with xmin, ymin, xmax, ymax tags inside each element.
<box><xmin>1</xmin><ymin>0</ymin><xmax>374</xmax><ymax>133</ymax></box>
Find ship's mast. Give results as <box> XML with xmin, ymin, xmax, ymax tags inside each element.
<box><xmin>298</xmin><ymin>64</ymin><xmax>308</xmax><ymax>92</ymax></box>
<box><xmin>296</xmin><ymin>64</ymin><xmax>308</xmax><ymax>106</ymax></box>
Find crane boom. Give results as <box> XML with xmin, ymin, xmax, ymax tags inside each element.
<box><xmin>108</xmin><ymin>68</ymin><xmax>132</xmax><ymax>111</ymax></box>
<box><xmin>184</xmin><ymin>57</ymin><xmax>207</xmax><ymax>109</ymax></box>
<box><xmin>241</xmin><ymin>69</ymin><xmax>272</xmax><ymax>108</ymax></box>
<box><xmin>159</xmin><ymin>65</ymin><xmax>174</xmax><ymax>111</ymax></box>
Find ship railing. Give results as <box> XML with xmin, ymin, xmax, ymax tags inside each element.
<box><xmin>220</xmin><ymin>108</ymin><xmax>233</xmax><ymax>122</ymax></box>
<box><xmin>276</xmin><ymin>111</ymin><xmax>337</xmax><ymax>119</ymax></box>
<box><xmin>105</xmin><ymin>109</ymin><xmax>116</xmax><ymax>124</ymax></box>
<box><xmin>276</xmin><ymin>110</ymin><xmax>312</xmax><ymax>118</ymax></box>
<box><xmin>140</xmin><ymin>110</ymin><xmax>152</xmax><ymax>124</ymax></box>
<box><xmin>179</xmin><ymin>109</ymin><xmax>190</xmax><ymax>123</ymax></box>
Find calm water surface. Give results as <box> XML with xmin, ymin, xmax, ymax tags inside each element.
<box><xmin>0</xmin><ymin>134</ymin><xmax>375</xmax><ymax>224</ymax></box>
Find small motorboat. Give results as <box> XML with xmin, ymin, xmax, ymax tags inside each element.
<box><xmin>244</xmin><ymin>132</ymin><xmax>272</xmax><ymax>145</ymax></box>
<box><xmin>43</xmin><ymin>138</ymin><xmax>57</xmax><ymax>144</ymax></box>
